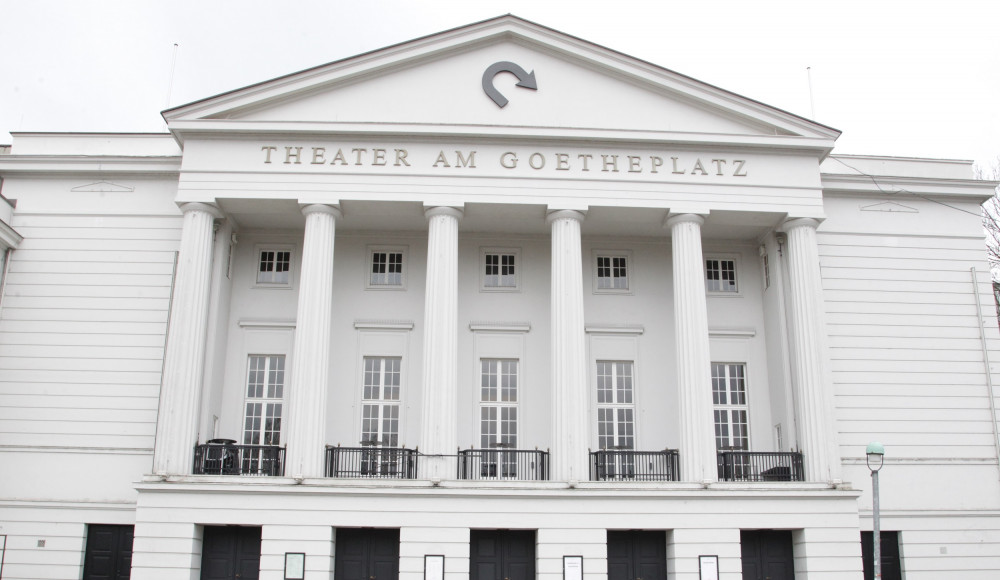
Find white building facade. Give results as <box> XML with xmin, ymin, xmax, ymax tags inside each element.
<box><xmin>1</xmin><ymin>16</ymin><xmax>998</xmax><ymax>580</ymax></box>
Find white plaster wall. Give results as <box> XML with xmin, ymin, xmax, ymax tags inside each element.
<box><xmin>129</xmin><ymin>484</ymin><xmax>865</xmax><ymax>580</ymax></box>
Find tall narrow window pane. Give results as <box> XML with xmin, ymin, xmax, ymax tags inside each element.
<box><xmin>595</xmin><ymin>361</ymin><xmax>635</xmax><ymax>450</ymax></box>
<box><xmin>243</xmin><ymin>355</ymin><xmax>285</xmax><ymax>446</ymax></box>
<box><xmin>360</xmin><ymin>356</ymin><xmax>402</xmax><ymax>446</ymax></box>
<box><xmin>712</xmin><ymin>363</ymin><xmax>749</xmax><ymax>450</ymax></box>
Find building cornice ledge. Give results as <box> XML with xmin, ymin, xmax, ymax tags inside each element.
<box><xmin>0</xmin><ymin>155</ymin><xmax>182</xmax><ymax>175</ymax></box>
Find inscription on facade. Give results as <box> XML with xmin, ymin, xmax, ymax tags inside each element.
<box><xmin>260</xmin><ymin>145</ymin><xmax>748</xmax><ymax>177</ymax></box>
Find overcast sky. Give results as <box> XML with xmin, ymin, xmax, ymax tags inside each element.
<box><xmin>1</xmin><ymin>0</ymin><xmax>997</xmax><ymax>168</ymax></box>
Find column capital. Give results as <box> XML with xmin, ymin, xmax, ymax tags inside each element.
<box><xmin>780</xmin><ymin>217</ymin><xmax>821</xmax><ymax>232</ymax></box>
<box><xmin>424</xmin><ymin>206</ymin><xmax>464</xmax><ymax>220</ymax></box>
<box><xmin>546</xmin><ymin>209</ymin><xmax>585</xmax><ymax>224</ymax></box>
<box><xmin>301</xmin><ymin>203</ymin><xmax>342</xmax><ymax>219</ymax></box>
<box><xmin>664</xmin><ymin>212</ymin><xmax>706</xmax><ymax>229</ymax></box>
<box><xmin>179</xmin><ymin>202</ymin><xmax>224</xmax><ymax>220</ymax></box>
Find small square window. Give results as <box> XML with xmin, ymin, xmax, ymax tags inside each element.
<box><xmin>255</xmin><ymin>246</ymin><xmax>293</xmax><ymax>287</ymax></box>
<box><xmin>481</xmin><ymin>247</ymin><xmax>520</xmax><ymax>291</ymax></box>
<box><xmin>706</xmin><ymin>256</ymin><xmax>738</xmax><ymax>293</ymax></box>
<box><xmin>593</xmin><ymin>250</ymin><xmax>632</xmax><ymax>294</ymax></box>
<box><xmin>367</xmin><ymin>246</ymin><xmax>407</xmax><ymax>290</ymax></box>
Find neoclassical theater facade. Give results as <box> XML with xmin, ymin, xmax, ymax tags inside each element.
<box><xmin>0</xmin><ymin>15</ymin><xmax>998</xmax><ymax>580</ymax></box>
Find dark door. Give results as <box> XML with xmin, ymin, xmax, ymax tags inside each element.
<box><xmin>607</xmin><ymin>531</ymin><xmax>666</xmax><ymax>580</ymax></box>
<box><xmin>201</xmin><ymin>526</ymin><xmax>261</xmax><ymax>580</ymax></box>
<box><xmin>83</xmin><ymin>524</ymin><xmax>134</xmax><ymax>580</ymax></box>
<box><xmin>470</xmin><ymin>530</ymin><xmax>535</xmax><ymax>580</ymax></box>
<box><xmin>861</xmin><ymin>531</ymin><xmax>901</xmax><ymax>580</ymax></box>
<box><xmin>741</xmin><ymin>530</ymin><xmax>794</xmax><ymax>580</ymax></box>
<box><xmin>335</xmin><ymin>528</ymin><xmax>400</xmax><ymax>580</ymax></box>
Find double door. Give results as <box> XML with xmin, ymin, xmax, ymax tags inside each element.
<box><xmin>470</xmin><ymin>530</ymin><xmax>535</xmax><ymax>580</ymax></box>
<box><xmin>741</xmin><ymin>530</ymin><xmax>794</xmax><ymax>580</ymax></box>
<box><xmin>82</xmin><ymin>524</ymin><xmax>134</xmax><ymax>580</ymax></box>
<box><xmin>607</xmin><ymin>531</ymin><xmax>666</xmax><ymax>580</ymax></box>
<box><xmin>335</xmin><ymin>528</ymin><xmax>400</xmax><ymax>580</ymax></box>
<box><xmin>201</xmin><ymin>526</ymin><xmax>261</xmax><ymax>580</ymax></box>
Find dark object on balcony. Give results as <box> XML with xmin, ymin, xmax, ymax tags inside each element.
<box><xmin>458</xmin><ymin>448</ymin><xmax>549</xmax><ymax>481</ymax></box>
<box><xmin>193</xmin><ymin>442</ymin><xmax>285</xmax><ymax>476</ymax></box>
<box><xmin>590</xmin><ymin>448</ymin><xmax>680</xmax><ymax>481</ymax></box>
<box><xmin>325</xmin><ymin>445</ymin><xmax>419</xmax><ymax>479</ymax></box>
<box><xmin>716</xmin><ymin>451</ymin><xmax>804</xmax><ymax>482</ymax></box>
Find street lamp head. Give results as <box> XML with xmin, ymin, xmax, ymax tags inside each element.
<box><xmin>866</xmin><ymin>441</ymin><xmax>885</xmax><ymax>472</ymax></box>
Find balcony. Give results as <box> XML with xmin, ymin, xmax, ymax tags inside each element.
<box><xmin>193</xmin><ymin>440</ymin><xmax>285</xmax><ymax>476</ymax></box>
<box><xmin>325</xmin><ymin>445</ymin><xmax>419</xmax><ymax>479</ymax></box>
<box><xmin>458</xmin><ymin>447</ymin><xmax>549</xmax><ymax>481</ymax></box>
<box><xmin>716</xmin><ymin>450</ymin><xmax>804</xmax><ymax>482</ymax></box>
<box><xmin>590</xmin><ymin>448</ymin><xmax>681</xmax><ymax>482</ymax></box>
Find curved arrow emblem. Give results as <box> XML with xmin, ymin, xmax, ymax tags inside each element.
<box><xmin>482</xmin><ymin>61</ymin><xmax>537</xmax><ymax>108</ymax></box>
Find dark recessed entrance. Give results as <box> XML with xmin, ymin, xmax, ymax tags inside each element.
<box><xmin>607</xmin><ymin>530</ymin><xmax>666</xmax><ymax>580</ymax></box>
<box><xmin>335</xmin><ymin>528</ymin><xmax>400</xmax><ymax>580</ymax></box>
<box><xmin>741</xmin><ymin>530</ymin><xmax>795</xmax><ymax>580</ymax></box>
<box><xmin>470</xmin><ymin>530</ymin><xmax>536</xmax><ymax>580</ymax></box>
<box><xmin>82</xmin><ymin>524</ymin><xmax>134</xmax><ymax>580</ymax></box>
<box><xmin>861</xmin><ymin>531</ymin><xmax>902</xmax><ymax>580</ymax></box>
<box><xmin>200</xmin><ymin>526</ymin><xmax>261</xmax><ymax>580</ymax></box>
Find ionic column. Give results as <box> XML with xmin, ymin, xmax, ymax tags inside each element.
<box><xmin>420</xmin><ymin>206</ymin><xmax>463</xmax><ymax>479</ymax></box>
<box><xmin>782</xmin><ymin>218</ymin><xmax>840</xmax><ymax>483</ymax></box>
<box><xmin>666</xmin><ymin>213</ymin><xmax>717</xmax><ymax>483</ymax></box>
<box><xmin>284</xmin><ymin>204</ymin><xmax>341</xmax><ymax>478</ymax></box>
<box><xmin>548</xmin><ymin>209</ymin><xmax>589</xmax><ymax>481</ymax></box>
<box><xmin>153</xmin><ymin>202</ymin><xmax>222</xmax><ymax>475</ymax></box>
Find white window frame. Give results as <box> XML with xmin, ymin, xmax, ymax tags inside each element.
<box><xmin>366</xmin><ymin>245</ymin><xmax>408</xmax><ymax>290</ymax></box>
<box><xmin>592</xmin><ymin>249</ymin><xmax>633</xmax><ymax>295</ymax></box>
<box><xmin>711</xmin><ymin>362</ymin><xmax>750</xmax><ymax>451</ymax></box>
<box><xmin>479</xmin><ymin>358</ymin><xmax>520</xmax><ymax>479</ymax></box>
<box><xmin>360</xmin><ymin>356</ymin><xmax>402</xmax><ymax>447</ymax></box>
<box><xmin>595</xmin><ymin>360</ymin><xmax>636</xmax><ymax>450</ymax></box>
<box><xmin>242</xmin><ymin>354</ymin><xmax>286</xmax><ymax>446</ymax></box>
<box><xmin>480</xmin><ymin>247</ymin><xmax>521</xmax><ymax>292</ymax></box>
<box><xmin>253</xmin><ymin>244</ymin><xmax>294</xmax><ymax>288</ymax></box>
<box><xmin>479</xmin><ymin>358</ymin><xmax>519</xmax><ymax>450</ymax></box>
<box><xmin>705</xmin><ymin>254</ymin><xmax>740</xmax><ymax>294</ymax></box>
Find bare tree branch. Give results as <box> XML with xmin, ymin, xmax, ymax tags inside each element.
<box><xmin>978</xmin><ymin>158</ymin><xmax>1000</xmax><ymax>280</ymax></box>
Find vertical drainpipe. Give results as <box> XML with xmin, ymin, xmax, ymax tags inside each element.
<box><xmin>971</xmin><ymin>267</ymin><xmax>1000</xmax><ymax>481</ymax></box>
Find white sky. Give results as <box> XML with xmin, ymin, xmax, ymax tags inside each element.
<box><xmin>1</xmin><ymin>0</ymin><xmax>998</xmax><ymax>167</ymax></box>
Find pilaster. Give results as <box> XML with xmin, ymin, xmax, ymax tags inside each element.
<box><xmin>548</xmin><ymin>209</ymin><xmax>589</xmax><ymax>481</ymax></box>
<box><xmin>284</xmin><ymin>204</ymin><xmax>341</xmax><ymax>478</ymax></box>
<box><xmin>782</xmin><ymin>217</ymin><xmax>841</xmax><ymax>483</ymax></box>
<box><xmin>666</xmin><ymin>213</ymin><xmax>717</xmax><ymax>483</ymax></box>
<box><xmin>152</xmin><ymin>202</ymin><xmax>222</xmax><ymax>475</ymax></box>
<box><xmin>420</xmin><ymin>206</ymin><xmax>463</xmax><ymax>479</ymax></box>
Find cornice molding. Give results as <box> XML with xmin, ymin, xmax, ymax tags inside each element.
<box><xmin>0</xmin><ymin>155</ymin><xmax>181</xmax><ymax>175</ymax></box>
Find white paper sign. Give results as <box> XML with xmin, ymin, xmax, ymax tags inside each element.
<box><xmin>699</xmin><ymin>555</ymin><xmax>719</xmax><ymax>580</ymax></box>
<box><xmin>563</xmin><ymin>556</ymin><xmax>583</xmax><ymax>580</ymax></box>
<box><xmin>425</xmin><ymin>555</ymin><xmax>445</xmax><ymax>580</ymax></box>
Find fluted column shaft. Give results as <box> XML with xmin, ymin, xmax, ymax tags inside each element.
<box><xmin>667</xmin><ymin>214</ymin><xmax>717</xmax><ymax>483</ymax></box>
<box><xmin>420</xmin><ymin>206</ymin><xmax>463</xmax><ymax>478</ymax></box>
<box><xmin>783</xmin><ymin>218</ymin><xmax>840</xmax><ymax>483</ymax></box>
<box><xmin>153</xmin><ymin>203</ymin><xmax>222</xmax><ymax>475</ymax></box>
<box><xmin>284</xmin><ymin>204</ymin><xmax>341</xmax><ymax>478</ymax></box>
<box><xmin>548</xmin><ymin>210</ymin><xmax>589</xmax><ymax>481</ymax></box>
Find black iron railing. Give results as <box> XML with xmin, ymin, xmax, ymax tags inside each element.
<box><xmin>590</xmin><ymin>448</ymin><xmax>680</xmax><ymax>481</ymax></box>
<box><xmin>325</xmin><ymin>445</ymin><xmax>419</xmax><ymax>479</ymax></box>
<box><xmin>193</xmin><ymin>441</ymin><xmax>285</xmax><ymax>476</ymax></box>
<box><xmin>458</xmin><ymin>448</ymin><xmax>549</xmax><ymax>481</ymax></box>
<box><xmin>716</xmin><ymin>451</ymin><xmax>804</xmax><ymax>482</ymax></box>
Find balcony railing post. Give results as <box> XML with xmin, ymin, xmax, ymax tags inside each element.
<box><xmin>714</xmin><ymin>451</ymin><xmax>805</xmax><ymax>482</ymax></box>
<box><xmin>588</xmin><ymin>449</ymin><xmax>681</xmax><ymax>482</ymax></box>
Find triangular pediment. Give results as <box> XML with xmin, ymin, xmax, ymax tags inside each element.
<box><xmin>164</xmin><ymin>16</ymin><xmax>839</xmax><ymax>148</ymax></box>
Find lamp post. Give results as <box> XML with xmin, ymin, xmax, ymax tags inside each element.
<box><xmin>866</xmin><ymin>442</ymin><xmax>885</xmax><ymax>579</ymax></box>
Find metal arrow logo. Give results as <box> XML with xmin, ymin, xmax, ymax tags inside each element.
<box><xmin>482</xmin><ymin>61</ymin><xmax>537</xmax><ymax>108</ymax></box>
